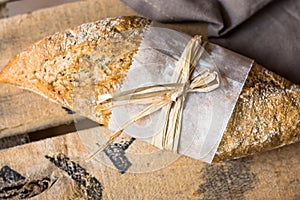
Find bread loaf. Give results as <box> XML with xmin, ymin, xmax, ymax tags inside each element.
<box><xmin>0</xmin><ymin>16</ymin><xmax>299</xmax><ymax>162</ymax></box>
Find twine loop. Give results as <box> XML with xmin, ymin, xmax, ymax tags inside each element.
<box><xmin>86</xmin><ymin>35</ymin><xmax>220</xmax><ymax>161</ymax></box>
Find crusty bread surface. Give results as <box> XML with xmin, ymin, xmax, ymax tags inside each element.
<box><xmin>0</xmin><ymin>16</ymin><xmax>299</xmax><ymax>162</ymax></box>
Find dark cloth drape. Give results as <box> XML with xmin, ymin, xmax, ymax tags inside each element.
<box><xmin>121</xmin><ymin>0</ymin><xmax>300</xmax><ymax>84</ymax></box>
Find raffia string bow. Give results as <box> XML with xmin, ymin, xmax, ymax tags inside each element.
<box><xmin>86</xmin><ymin>35</ymin><xmax>220</xmax><ymax>161</ymax></box>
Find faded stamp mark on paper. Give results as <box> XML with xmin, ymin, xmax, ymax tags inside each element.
<box><xmin>46</xmin><ymin>153</ymin><xmax>103</xmax><ymax>200</ymax></box>
<box><xmin>194</xmin><ymin>158</ymin><xmax>257</xmax><ymax>200</ymax></box>
<box><xmin>103</xmin><ymin>137</ymin><xmax>136</xmax><ymax>174</ymax></box>
<box><xmin>0</xmin><ymin>165</ymin><xmax>50</xmax><ymax>199</ymax></box>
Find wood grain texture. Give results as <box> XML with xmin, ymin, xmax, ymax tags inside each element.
<box><xmin>0</xmin><ymin>127</ymin><xmax>299</xmax><ymax>199</ymax></box>
<box><xmin>0</xmin><ymin>0</ymin><xmax>17</xmax><ymax>4</ymax></box>
<box><xmin>0</xmin><ymin>4</ymin><xmax>8</xmax><ymax>18</ymax></box>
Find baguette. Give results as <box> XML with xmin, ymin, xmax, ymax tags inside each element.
<box><xmin>0</xmin><ymin>16</ymin><xmax>299</xmax><ymax>162</ymax></box>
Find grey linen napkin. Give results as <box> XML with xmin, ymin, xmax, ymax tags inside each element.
<box><xmin>121</xmin><ymin>0</ymin><xmax>300</xmax><ymax>84</ymax></box>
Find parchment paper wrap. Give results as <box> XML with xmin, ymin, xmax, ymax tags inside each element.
<box><xmin>109</xmin><ymin>23</ymin><xmax>253</xmax><ymax>163</ymax></box>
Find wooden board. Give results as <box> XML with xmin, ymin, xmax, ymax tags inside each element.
<box><xmin>0</xmin><ymin>4</ymin><xmax>7</xmax><ymax>18</ymax></box>
<box><xmin>0</xmin><ymin>127</ymin><xmax>299</xmax><ymax>199</ymax></box>
<box><xmin>0</xmin><ymin>0</ymin><xmax>207</xmax><ymax>139</ymax></box>
<box><xmin>0</xmin><ymin>0</ymin><xmax>17</xmax><ymax>4</ymax></box>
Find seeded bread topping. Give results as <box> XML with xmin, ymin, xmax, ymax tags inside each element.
<box><xmin>0</xmin><ymin>16</ymin><xmax>299</xmax><ymax>161</ymax></box>
<box><xmin>0</xmin><ymin>16</ymin><xmax>150</xmax><ymax>125</ymax></box>
<box><xmin>214</xmin><ymin>63</ymin><xmax>300</xmax><ymax>161</ymax></box>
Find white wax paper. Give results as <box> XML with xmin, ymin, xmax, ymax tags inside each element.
<box><xmin>109</xmin><ymin>24</ymin><xmax>253</xmax><ymax>163</ymax></box>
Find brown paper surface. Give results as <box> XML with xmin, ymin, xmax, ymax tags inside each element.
<box><xmin>0</xmin><ymin>128</ymin><xmax>299</xmax><ymax>199</ymax></box>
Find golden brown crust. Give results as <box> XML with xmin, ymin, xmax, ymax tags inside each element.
<box><xmin>0</xmin><ymin>16</ymin><xmax>151</xmax><ymax>125</ymax></box>
<box><xmin>0</xmin><ymin>16</ymin><xmax>299</xmax><ymax>161</ymax></box>
<box><xmin>214</xmin><ymin>63</ymin><xmax>300</xmax><ymax>161</ymax></box>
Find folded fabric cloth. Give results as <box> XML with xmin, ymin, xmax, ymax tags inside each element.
<box><xmin>121</xmin><ymin>0</ymin><xmax>300</xmax><ymax>84</ymax></box>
